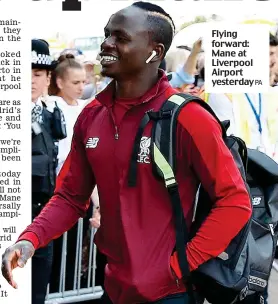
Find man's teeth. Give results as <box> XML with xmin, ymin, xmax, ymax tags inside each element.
<box><xmin>101</xmin><ymin>56</ymin><xmax>117</xmax><ymax>62</ymax></box>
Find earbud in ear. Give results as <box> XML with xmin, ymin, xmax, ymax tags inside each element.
<box><xmin>146</xmin><ymin>50</ymin><xmax>157</xmax><ymax>63</ymax></box>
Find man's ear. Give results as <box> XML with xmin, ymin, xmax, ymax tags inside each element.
<box><xmin>153</xmin><ymin>43</ymin><xmax>165</xmax><ymax>61</ymax></box>
<box><xmin>146</xmin><ymin>43</ymin><xmax>165</xmax><ymax>63</ymax></box>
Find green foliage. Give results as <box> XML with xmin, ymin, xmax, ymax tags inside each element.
<box><xmin>179</xmin><ymin>16</ymin><xmax>207</xmax><ymax>31</ymax></box>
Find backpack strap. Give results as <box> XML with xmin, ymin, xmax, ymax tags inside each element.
<box><xmin>127</xmin><ymin>93</ymin><xmax>228</xmax><ymax>304</ymax></box>
<box><xmin>151</xmin><ymin>93</ymin><xmax>227</xmax><ymax>304</ymax></box>
<box><xmin>128</xmin><ymin>92</ymin><xmax>227</xmax><ymax>186</ymax></box>
<box><xmin>153</xmin><ymin>93</ymin><xmax>226</xmax><ymax>174</ymax></box>
<box><xmin>128</xmin><ymin>113</ymin><xmax>151</xmax><ymax>187</ymax></box>
<box><xmin>128</xmin><ymin>108</ymin><xmax>175</xmax><ymax>187</ymax></box>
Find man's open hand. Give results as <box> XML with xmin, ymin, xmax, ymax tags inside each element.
<box><xmin>1</xmin><ymin>240</ymin><xmax>35</xmax><ymax>289</ymax></box>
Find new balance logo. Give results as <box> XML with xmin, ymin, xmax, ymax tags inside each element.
<box><xmin>252</xmin><ymin>196</ymin><xmax>262</xmax><ymax>206</ymax></box>
<box><xmin>86</xmin><ymin>137</ymin><xmax>99</xmax><ymax>149</ymax></box>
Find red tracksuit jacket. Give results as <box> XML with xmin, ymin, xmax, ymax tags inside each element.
<box><xmin>19</xmin><ymin>72</ymin><xmax>251</xmax><ymax>304</ymax></box>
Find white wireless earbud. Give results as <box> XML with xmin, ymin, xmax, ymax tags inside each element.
<box><xmin>146</xmin><ymin>50</ymin><xmax>157</xmax><ymax>63</ymax></box>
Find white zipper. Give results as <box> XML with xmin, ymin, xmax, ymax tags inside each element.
<box><xmin>115</xmin><ymin>126</ymin><xmax>119</xmax><ymax>140</ymax></box>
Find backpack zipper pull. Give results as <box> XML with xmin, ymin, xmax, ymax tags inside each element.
<box><xmin>269</xmin><ymin>224</ymin><xmax>274</xmax><ymax>236</ymax></box>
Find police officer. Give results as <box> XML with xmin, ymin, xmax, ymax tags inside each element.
<box><xmin>31</xmin><ymin>39</ymin><xmax>66</xmax><ymax>304</ymax></box>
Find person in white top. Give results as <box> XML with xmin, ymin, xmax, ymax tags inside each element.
<box><xmin>48</xmin><ymin>53</ymin><xmax>87</xmax><ymax>173</ymax></box>
<box><xmin>47</xmin><ymin>53</ymin><xmax>100</xmax><ymax>291</ymax></box>
<box><xmin>208</xmin><ymin>93</ymin><xmax>272</xmax><ymax>153</ymax></box>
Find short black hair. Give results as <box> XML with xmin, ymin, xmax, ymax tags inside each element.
<box><xmin>132</xmin><ymin>1</ymin><xmax>175</xmax><ymax>58</ymax></box>
<box><xmin>159</xmin><ymin>59</ymin><xmax>166</xmax><ymax>71</ymax></box>
<box><xmin>270</xmin><ymin>33</ymin><xmax>278</xmax><ymax>46</ymax></box>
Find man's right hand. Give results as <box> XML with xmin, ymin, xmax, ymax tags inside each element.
<box><xmin>1</xmin><ymin>240</ymin><xmax>35</xmax><ymax>289</ymax></box>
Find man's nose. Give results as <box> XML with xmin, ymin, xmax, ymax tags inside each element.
<box><xmin>101</xmin><ymin>35</ymin><xmax>116</xmax><ymax>50</ymax></box>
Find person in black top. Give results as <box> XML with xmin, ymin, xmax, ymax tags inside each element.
<box><xmin>31</xmin><ymin>38</ymin><xmax>66</xmax><ymax>304</ymax></box>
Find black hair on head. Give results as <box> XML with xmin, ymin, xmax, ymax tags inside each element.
<box><xmin>159</xmin><ymin>58</ymin><xmax>166</xmax><ymax>71</ymax></box>
<box><xmin>270</xmin><ymin>33</ymin><xmax>278</xmax><ymax>46</ymax></box>
<box><xmin>132</xmin><ymin>1</ymin><xmax>175</xmax><ymax>58</ymax></box>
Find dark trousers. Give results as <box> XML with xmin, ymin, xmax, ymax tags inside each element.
<box><xmin>101</xmin><ymin>292</ymin><xmax>189</xmax><ymax>304</ymax></box>
<box><xmin>32</xmin><ymin>241</ymin><xmax>53</xmax><ymax>304</ymax></box>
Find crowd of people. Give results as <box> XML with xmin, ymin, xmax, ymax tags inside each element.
<box><xmin>1</xmin><ymin>1</ymin><xmax>278</xmax><ymax>304</ymax></box>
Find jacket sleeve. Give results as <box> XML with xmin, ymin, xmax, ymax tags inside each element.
<box><xmin>168</xmin><ymin>65</ymin><xmax>195</xmax><ymax>88</ymax></box>
<box><xmin>18</xmin><ymin>110</ymin><xmax>96</xmax><ymax>249</ymax></box>
<box><xmin>171</xmin><ymin>102</ymin><xmax>251</xmax><ymax>275</ymax></box>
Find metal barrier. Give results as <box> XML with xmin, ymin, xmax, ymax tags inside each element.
<box><xmin>44</xmin><ymin>216</ymin><xmax>277</xmax><ymax>303</ymax></box>
<box><xmin>45</xmin><ymin>218</ymin><xmax>103</xmax><ymax>303</ymax></box>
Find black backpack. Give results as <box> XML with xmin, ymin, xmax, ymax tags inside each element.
<box><xmin>128</xmin><ymin>93</ymin><xmax>278</xmax><ymax>304</ymax></box>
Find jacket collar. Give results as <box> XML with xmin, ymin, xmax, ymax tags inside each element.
<box><xmin>95</xmin><ymin>70</ymin><xmax>172</xmax><ymax>107</ymax></box>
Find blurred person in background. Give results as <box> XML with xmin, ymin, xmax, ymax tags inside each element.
<box><xmin>166</xmin><ymin>46</ymin><xmax>190</xmax><ymax>73</ymax></box>
<box><xmin>48</xmin><ymin>53</ymin><xmax>87</xmax><ymax>173</ymax></box>
<box><xmin>195</xmin><ymin>54</ymin><xmax>205</xmax><ymax>99</ymax></box>
<box><xmin>270</xmin><ymin>55</ymin><xmax>278</xmax><ymax>163</ymax></box>
<box><xmin>271</xmin><ymin>62</ymin><xmax>278</xmax><ymax>87</ymax></box>
<box><xmin>81</xmin><ymin>55</ymin><xmax>112</xmax><ymax>102</ymax></box>
<box><xmin>47</xmin><ymin>54</ymin><xmax>93</xmax><ymax>292</ymax></box>
<box><xmin>196</xmin><ymin>53</ymin><xmax>205</xmax><ymax>87</ymax></box>
<box><xmin>270</xmin><ymin>33</ymin><xmax>278</xmax><ymax>76</ymax></box>
<box><xmin>165</xmin><ymin>38</ymin><xmax>204</xmax><ymax>98</ymax></box>
<box><xmin>81</xmin><ymin>60</ymin><xmax>100</xmax><ymax>100</ymax></box>
<box><xmin>60</xmin><ymin>48</ymin><xmax>85</xmax><ymax>63</ymax></box>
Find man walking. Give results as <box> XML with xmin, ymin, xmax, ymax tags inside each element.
<box><xmin>2</xmin><ymin>3</ymin><xmax>251</xmax><ymax>304</ymax></box>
